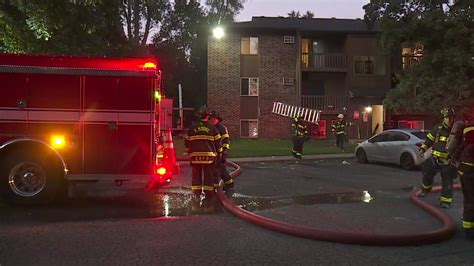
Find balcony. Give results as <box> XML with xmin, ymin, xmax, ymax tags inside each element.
<box><xmin>301</xmin><ymin>95</ymin><xmax>349</xmax><ymax>112</ymax></box>
<box><xmin>301</xmin><ymin>53</ymin><xmax>347</xmax><ymax>72</ymax></box>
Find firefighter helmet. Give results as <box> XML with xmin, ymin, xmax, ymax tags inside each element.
<box><xmin>440</xmin><ymin>107</ymin><xmax>455</xmax><ymax>118</ymax></box>
<box><xmin>195</xmin><ymin>105</ymin><xmax>210</xmax><ymax>118</ymax></box>
<box><xmin>337</xmin><ymin>114</ymin><xmax>344</xmax><ymax>119</ymax></box>
<box><xmin>210</xmin><ymin>111</ymin><xmax>222</xmax><ymax>121</ymax></box>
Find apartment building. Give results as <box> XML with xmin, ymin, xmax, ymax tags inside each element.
<box><xmin>207</xmin><ymin>17</ymin><xmax>394</xmax><ymax>139</ymax></box>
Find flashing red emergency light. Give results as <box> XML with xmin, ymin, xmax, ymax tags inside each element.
<box><xmin>156</xmin><ymin>167</ymin><xmax>167</xmax><ymax>176</ymax></box>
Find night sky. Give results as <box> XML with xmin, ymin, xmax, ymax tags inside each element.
<box><xmin>236</xmin><ymin>0</ymin><xmax>370</xmax><ymax>21</ymax></box>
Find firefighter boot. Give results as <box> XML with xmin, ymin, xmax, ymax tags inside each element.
<box><xmin>466</xmin><ymin>230</ymin><xmax>474</xmax><ymax>240</ymax></box>
<box><xmin>418</xmin><ymin>190</ymin><xmax>429</xmax><ymax>198</ymax></box>
<box><xmin>202</xmin><ymin>194</ymin><xmax>216</xmax><ymax>214</ymax></box>
<box><xmin>191</xmin><ymin>195</ymin><xmax>201</xmax><ymax>214</ymax></box>
<box><xmin>440</xmin><ymin>202</ymin><xmax>451</xmax><ymax>209</ymax></box>
<box><xmin>224</xmin><ymin>186</ymin><xmax>234</xmax><ymax>198</ymax></box>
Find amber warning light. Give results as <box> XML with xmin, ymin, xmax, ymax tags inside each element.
<box><xmin>156</xmin><ymin>167</ymin><xmax>167</xmax><ymax>176</ymax></box>
<box><xmin>51</xmin><ymin>135</ymin><xmax>66</xmax><ymax>149</ymax></box>
<box><xmin>143</xmin><ymin>62</ymin><xmax>157</xmax><ymax>70</ymax></box>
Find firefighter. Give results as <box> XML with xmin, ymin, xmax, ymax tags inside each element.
<box><xmin>418</xmin><ymin>107</ymin><xmax>457</xmax><ymax>209</ymax></box>
<box><xmin>447</xmin><ymin>116</ymin><xmax>474</xmax><ymax>240</ymax></box>
<box><xmin>291</xmin><ymin>114</ymin><xmax>309</xmax><ymax>159</ymax></box>
<box><xmin>210</xmin><ymin>111</ymin><xmax>234</xmax><ymax>197</ymax></box>
<box><xmin>185</xmin><ymin>106</ymin><xmax>222</xmax><ymax>213</ymax></box>
<box><xmin>332</xmin><ymin>114</ymin><xmax>349</xmax><ymax>150</ymax></box>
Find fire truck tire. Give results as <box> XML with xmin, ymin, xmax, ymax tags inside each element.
<box><xmin>0</xmin><ymin>150</ymin><xmax>62</xmax><ymax>205</ymax></box>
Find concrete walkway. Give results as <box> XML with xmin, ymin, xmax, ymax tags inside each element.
<box><xmin>229</xmin><ymin>153</ymin><xmax>354</xmax><ymax>163</ymax></box>
<box><xmin>177</xmin><ymin>153</ymin><xmax>354</xmax><ymax>163</ymax></box>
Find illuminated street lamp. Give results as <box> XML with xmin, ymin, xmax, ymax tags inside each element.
<box><xmin>365</xmin><ymin>106</ymin><xmax>372</xmax><ymax>113</ymax></box>
<box><xmin>212</xmin><ymin>26</ymin><xmax>225</xmax><ymax>39</ymax></box>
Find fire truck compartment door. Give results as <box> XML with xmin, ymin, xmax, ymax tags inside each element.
<box><xmin>83</xmin><ymin>76</ymin><xmax>118</xmax><ymax>174</ymax></box>
<box><xmin>0</xmin><ymin>73</ymin><xmax>28</xmax><ymax>135</ymax></box>
<box><xmin>116</xmin><ymin>76</ymin><xmax>154</xmax><ymax>175</ymax></box>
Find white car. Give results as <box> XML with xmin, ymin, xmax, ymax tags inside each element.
<box><xmin>355</xmin><ymin>129</ymin><xmax>430</xmax><ymax>170</ymax></box>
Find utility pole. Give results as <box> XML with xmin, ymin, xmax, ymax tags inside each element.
<box><xmin>178</xmin><ymin>84</ymin><xmax>183</xmax><ymax>129</ymax></box>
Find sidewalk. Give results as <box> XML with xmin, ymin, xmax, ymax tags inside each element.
<box><xmin>177</xmin><ymin>153</ymin><xmax>354</xmax><ymax>163</ymax></box>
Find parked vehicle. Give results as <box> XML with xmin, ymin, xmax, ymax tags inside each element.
<box><xmin>0</xmin><ymin>53</ymin><xmax>177</xmax><ymax>205</ymax></box>
<box><xmin>355</xmin><ymin>129</ymin><xmax>429</xmax><ymax>170</ymax></box>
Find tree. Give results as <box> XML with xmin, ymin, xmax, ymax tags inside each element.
<box><xmin>302</xmin><ymin>11</ymin><xmax>314</xmax><ymax>18</ymax></box>
<box><xmin>364</xmin><ymin>0</ymin><xmax>474</xmax><ymax>115</ymax></box>
<box><xmin>120</xmin><ymin>0</ymin><xmax>170</xmax><ymax>54</ymax></box>
<box><xmin>0</xmin><ymin>0</ymin><xmax>170</xmax><ymax>56</ymax></box>
<box><xmin>287</xmin><ymin>10</ymin><xmax>301</xmax><ymax>18</ymax></box>
<box><xmin>152</xmin><ymin>0</ymin><xmax>245</xmax><ymax>109</ymax></box>
<box><xmin>287</xmin><ymin>10</ymin><xmax>314</xmax><ymax>18</ymax></box>
<box><xmin>0</xmin><ymin>0</ymin><xmax>129</xmax><ymax>55</ymax></box>
<box><xmin>205</xmin><ymin>0</ymin><xmax>245</xmax><ymax>24</ymax></box>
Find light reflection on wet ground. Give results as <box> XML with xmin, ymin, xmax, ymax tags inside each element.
<box><xmin>0</xmin><ymin>187</ymin><xmax>380</xmax><ymax>223</ymax></box>
<box><xmin>0</xmin><ymin>187</ymin><xmax>196</xmax><ymax>223</ymax></box>
<box><xmin>233</xmin><ymin>191</ymin><xmax>366</xmax><ymax>212</ymax></box>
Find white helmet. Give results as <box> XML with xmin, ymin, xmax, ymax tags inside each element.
<box><xmin>337</xmin><ymin>114</ymin><xmax>344</xmax><ymax>119</ymax></box>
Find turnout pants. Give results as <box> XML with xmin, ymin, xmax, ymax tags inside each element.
<box><xmin>458</xmin><ymin>163</ymin><xmax>474</xmax><ymax>233</ymax></box>
<box><xmin>421</xmin><ymin>157</ymin><xmax>456</xmax><ymax>204</ymax></box>
<box><xmin>292</xmin><ymin>136</ymin><xmax>304</xmax><ymax>156</ymax></box>
<box><xmin>336</xmin><ymin>134</ymin><xmax>345</xmax><ymax>149</ymax></box>
<box><xmin>191</xmin><ymin>163</ymin><xmax>215</xmax><ymax>201</ymax></box>
<box><xmin>214</xmin><ymin>160</ymin><xmax>234</xmax><ymax>190</ymax></box>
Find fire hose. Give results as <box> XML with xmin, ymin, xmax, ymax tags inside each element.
<box><xmin>218</xmin><ymin>160</ymin><xmax>461</xmax><ymax>246</ymax></box>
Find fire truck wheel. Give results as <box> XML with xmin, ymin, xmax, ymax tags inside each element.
<box><xmin>0</xmin><ymin>151</ymin><xmax>62</xmax><ymax>205</ymax></box>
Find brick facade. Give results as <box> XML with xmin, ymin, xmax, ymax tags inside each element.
<box><xmin>207</xmin><ymin>18</ymin><xmax>395</xmax><ymax>140</ymax></box>
<box><xmin>207</xmin><ymin>35</ymin><xmax>241</xmax><ymax>138</ymax></box>
<box><xmin>258</xmin><ymin>34</ymin><xmax>297</xmax><ymax>138</ymax></box>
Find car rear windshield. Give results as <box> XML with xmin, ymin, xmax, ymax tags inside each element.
<box><xmin>412</xmin><ymin>131</ymin><xmax>428</xmax><ymax>140</ymax></box>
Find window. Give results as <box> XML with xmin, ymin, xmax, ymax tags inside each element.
<box><xmin>402</xmin><ymin>44</ymin><xmax>423</xmax><ymax>70</ymax></box>
<box><xmin>283</xmin><ymin>36</ymin><xmax>295</xmax><ymax>44</ymax></box>
<box><xmin>354</xmin><ymin>56</ymin><xmax>385</xmax><ymax>75</ymax></box>
<box><xmin>241</xmin><ymin>78</ymin><xmax>259</xmax><ymax>96</ymax></box>
<box><xmin>369</xmin><ymin>132</ymin><xmax>390</xmax><ymax>143</ymax></box>
<box><xmin>241</xmin><ymin>37</ymin><xmax>258</xmax><ymax>55</ymax></box>
<box><xmin>388</xmin><ymin>132</ymin><xmax>410</xmax><ymax>141</ymax></box>
<box><xmin>241</xmin><ymin>120</ymin><xmax>258</xmax><ymax>138</ymax></box>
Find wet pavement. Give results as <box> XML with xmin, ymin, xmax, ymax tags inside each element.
<box><xmin>1</xmin><ymin>158</ymin><xmax>474</xmax><ymax>265</ymax></box>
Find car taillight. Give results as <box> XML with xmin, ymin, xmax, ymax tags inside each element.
<box><xmin>415</xmin><ymin>142</ymin><xmax>423</xmax><ymax>147</ymax></box>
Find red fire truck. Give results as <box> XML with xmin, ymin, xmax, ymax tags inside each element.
<box><xmin>0</xmin><ymin>53</ymin><xmax>177</xmax><ymax>205</ymax></box>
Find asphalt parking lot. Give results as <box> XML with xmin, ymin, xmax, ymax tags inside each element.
<box><xmin>1</xmin><ymin>158</ymin><xmax>473</xmax><ymax>265</ymax></box>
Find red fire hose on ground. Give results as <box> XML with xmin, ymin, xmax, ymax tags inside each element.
<box><xmin>218</xmin><ymin>160</ymin><xmax>461</xmax><ymax>246</ymax></box>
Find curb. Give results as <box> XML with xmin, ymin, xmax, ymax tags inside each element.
<box><xmin>177</xmin><ymin>153</ymin><xmax>354</xmax><ymax>163</ymax></box>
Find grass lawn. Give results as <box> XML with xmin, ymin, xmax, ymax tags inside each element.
<box><xmin>174</xmin><ymin>138</ymin><xmax>357</xmax><ymax>158</ymax></box>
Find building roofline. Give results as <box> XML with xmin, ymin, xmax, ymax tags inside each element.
<box><xmin>227</xmin><ymin>16</ymin><xmax>378</xmax><ymax>34</ymax></box>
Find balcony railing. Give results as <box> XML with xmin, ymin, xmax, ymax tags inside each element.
<box><xmin>301</xmin><ymin>53</ymin><xmax>347</xmax><ymax>72</ymax></box>
<box><xmin>301</xmin><ymin>95</ymin><xmax>349</xmax><ymax>111</ymax></box>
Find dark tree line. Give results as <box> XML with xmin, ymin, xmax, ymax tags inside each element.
<box><xmin>364</xmin><ymin>0</ymin><xmax>473</xmax><ymax>115</ymax></box>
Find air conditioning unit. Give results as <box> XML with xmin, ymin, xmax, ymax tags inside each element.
<box><xmin>283</xmin><ymin>35</ymin><xmax>295</xmax><ymax>44</ymax></box>
<box><xmin>283</xmin><ymin>77</ymin><xmax>295</xmax><ymax>86</ymax></box>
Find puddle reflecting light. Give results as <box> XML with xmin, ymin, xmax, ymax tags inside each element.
<box><xmin>163</xmin><ymin>194</ymin><xmax>170</xmax><ymax>217</ymax></box>
<box><xmin>361</xmin><ymin>190</ymin><xmax>374</xmax><ymax>203</ymax></box>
